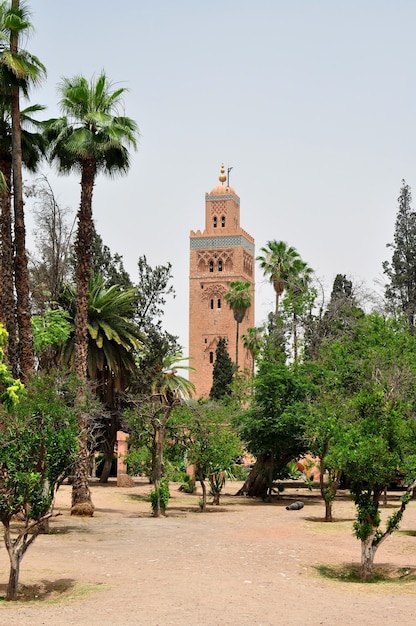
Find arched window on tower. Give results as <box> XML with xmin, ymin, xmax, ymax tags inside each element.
<box><xmin>209</xmin><ymin>351</ymin><xmax>214</xmax><ymax>364</ymax></box>
<box><xmin>213</xmin><ymin>216</ymin><xmax>217</xmax><ymax>228</ymax></box>
<box><xmin>210</xmin><ymin>299</ymin><xmax>214</xmax><ymax>309</ymax></box>
<box><xmin>209</xmin><ymin>260</ymin><xmax>214</xmax><ymax>272</ymax></box>
<box><xmin>221</xmin><ymin>216</ymin><xmax>226</xmax><ymax>227</ymax></box>
<box><xmin>217</xmin><ymin>299</ymin><xmax>221</xmax><ymax>308</ymax></box>
<box><xmin>218</xmin><ymin>259</ymin><xmax>223</xmax><ymax>272</ymax></box>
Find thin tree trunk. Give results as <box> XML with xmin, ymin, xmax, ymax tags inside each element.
<box><xmin>72</xmin><ymin>162</ymin><xmax>95</xmax><ymax>516</ymax></box>
<box><xmin>319</xmin><ymin>460</ymin><xmax>342</xmax><ymax>522</ymax></box>
<box><xmin>10</xmin><ymin>10</ymin><xmax>34</xmax><ymax>382</ymax></box>
<box><xmin>235</xmin><ymin>321</ymin><xmax>239</xmax><ymax>367</ymax></box>
<box><xmin>99</xmin><ymin>445</ymin><xmax>114</xmax><ymax>483</ymax></box>
<box><xmin>6</xmin><ymin>550</ymin><xmax>21</xmax><ymax>601</ymax></box>
<box><xmin>98</xmin><ymin>413</ymin><xmax>119</xmax><ymax>483</ymax></box>
<box><xmin>293</xmin><ymin>311</ymin><xmax>298</xmax><ymax>363</ymax></box>
<box><xmin>198</xmin><ymin>468</ymin><xmax>207</xmax><ymax>512</ymax></box>
<box><xmin>71</xmin><ymin>419</ymin><xmax>94</xmax><ymax>515</ymax></box>
<box><xmin>0</xmin><ymin>163</ymin><xmax>18</xmax><ymax>376</ymax></box>
<box><xmin>4</xmin><ymin>519</ymin><xmax>40</xmax><ymax>601</ymax></box>
<box><xmin>360</xmin><ymin>533</ymin><xmax>378</xmax><ymax>581</ymax></box>
<box><xmin>152</xmin><ymin>422</ymin><xmax>165</xmax><ymax>517</ymax></box>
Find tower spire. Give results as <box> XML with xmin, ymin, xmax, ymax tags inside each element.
<box><xmin>219</xmin><ymin>163</ymin><xmax>226</xmax><ymax>185</ymax></box>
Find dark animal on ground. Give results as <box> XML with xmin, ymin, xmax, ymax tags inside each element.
<box><xmin>286</xmin><ymin>501</ymin><xmax>304</xmax><ymax>510</ymax></box>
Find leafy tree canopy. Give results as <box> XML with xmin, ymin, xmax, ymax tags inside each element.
<box><xmin>209</xmin><ymin>337</ymin><xmax>234</xmax><ymax>401</ymax></box>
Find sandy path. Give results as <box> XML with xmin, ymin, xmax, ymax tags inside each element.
<box><xmin>1</xmin><ymin>479</ymin><xmax>416</xmax><ymax>625</ymax></box>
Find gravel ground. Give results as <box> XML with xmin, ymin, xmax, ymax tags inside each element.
<box><xmin>1</xmin><ymin>478</ymin><xmax>416</xmax><ymax>626</ymax></box>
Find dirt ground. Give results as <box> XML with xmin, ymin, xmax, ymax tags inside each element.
<box><xmin>1</xmin><ymin>478</ymin><xmax>416</xmax><ymax>626</ymax></box>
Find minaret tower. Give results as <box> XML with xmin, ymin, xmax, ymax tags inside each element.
<box><xmin>189</xmin><ymin>164</ymin><xmax>255</xmax><ymax>398</ymax></box>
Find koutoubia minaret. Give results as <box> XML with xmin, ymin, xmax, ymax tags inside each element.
<box><xmin>189</xmin><ymin>164</ymin><xmax>255</xmax><ymax>398</ymax></box>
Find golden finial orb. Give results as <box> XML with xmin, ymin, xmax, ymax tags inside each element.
<box><xmin>219</xmin><ymin>163</ymin><xmax>227</xmax><ymax>184</ymax></box>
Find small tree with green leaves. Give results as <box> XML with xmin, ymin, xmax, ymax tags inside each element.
<box><xmin>383</xmin><ymin>180</ymin><xmax>416</xmax><ymax>327</ymax></box>
<box><xmin>173</xmin><ymin>402</ymin><xmax>242</xmax><ymax>511</ymax></box>
<box><xmin>224</xmin><ymin>281</ymin><xmax>252</xmax><ymax>368</ymax></box>
<box><xmin>0</xmin><ymin>325</ymin><xmax>78</xmax><ymax>600</ymax></box>
<box><xmin>209</xmin><ymin>337</ymin><xmax>234</xmax><ymax>401</ymax></box>
<box><xmin>235</xmin><ymin>360</ymin><xmax>314</xmax><ymax>498</ymax></box>
<box><xmin>126</xmin><ymin>354</ymin><xmax>194</xmax><ymax>517</ymax></box>
<box><xmin>308</xmin><ymin>313</ymin><xmax>416</xmax><ymax>579</ymax></box>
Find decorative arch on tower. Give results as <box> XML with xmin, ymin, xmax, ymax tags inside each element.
<box><xmin>243</xmin><ymin>251</ymin><xmax>254</xmax><ymax>277</ymax></box>
<box><xmin>196</xmin><ymin>249</ymin><xmax>234</xmax><ymax>274</ymax></box>
<box><xmin>201</xmin><ymin>283</ymin><xmax>227</xmax><ymax>311</ymax></box>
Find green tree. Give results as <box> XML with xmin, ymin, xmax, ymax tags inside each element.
<box><xmin>60</xmin><ymin>273</ymin><xmax>144</xmax><ymax>483</ymax></box>
<box><xmin>1</xmin><ymin>0</ymin><xmax>46</xmax><ymax>376</ymax></box>
<box><xmin>308</xmin><ymin>313</ymin><xmax>416</xmax><ymax>578</ymax></box>
<box><xmin>209</xmin><ymin>337</ymin><xmax>234</xmax><ymax>401</ymax></box>
<box><xmin>224</xmin><ymin>280</ymin><xmax>252</xmax><ymax>368</ymax></box>
<box><xmin>126</xmin><ymin>355</ymin><xmax>194</xmax><ymax>518</ymax></box>
<box><xmin>0</xmin><ymin>370</ymin><xmax>78</xmax><ymax>600</ymax></box>
<box><xmin>338</xmin><ymin>315</ymin><xmax>416</xmax><ymax>580</ymax></box>
<box><xmin>132</xmin><ymin>256</ymin><xmax>180</xmax><ymax>396</ymax></box>
<box><xmin>90</xmin><ymin>227</ymin><xmax>133</xmax><ymax>290</ymax></box>
<box><xmin>235</xmin><ymin>360</ymin><xmax>314</xmax><ymax>498</ymax></box>
<box><xmin>32</xmin><ymin>307</ymin><xmax>71</xmax><ymax>370</ymax></box>
<box><xmin>383</xmin><ymin>180</ymin><xmax>416</xmax><ymax>327</ymax></box>
<box><xmin>281</xmin><ymin>271</ymin><xmax>315</xmax><ymax>363</ymax></box>
<box><xmin>242</xmin><ymin>325</ymin><xmax>264</xmax><ymax>377</ymax></box>
<box><xmin>257</xmin><ymin>240</ymin><xmax>312</xmax><ymax>319</ymax></box>
<box><xmin>0</xmin><ymin>323</ymin><xmax>23</xmax><ymax>407</ymax></box>
<box><xmin>45</xmin><ymin>72</ymin><xmax>139</xmax><ymax>516</ymax></box>
<box><xmin>303</xmin><ymin>392</ymin><xmax>347</xmax><ymax>522</ymax></box>
<box><xmin>0</xmin><ymin>0</ymin><xmax>46</xmax><ymax>381</ymax></box>
<box><xmin>304</xmin><ymin>273</ymin><xmax>363</xmax><ymax>362</ymax></box>
<box><xmin>173</xmin><ymin>402</ymin><xmax>242</xmax><ymax>511</ymax></box>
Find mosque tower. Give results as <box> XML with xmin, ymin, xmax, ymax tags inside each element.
<box><xmin>188</xmin><ymin>164</ymin><xmax>255</xmax><ymax>398</ymax></box>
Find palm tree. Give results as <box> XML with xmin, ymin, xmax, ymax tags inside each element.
<box><xmin>224</xmin><ymin>280</ymin><xmax>252</xmax><ymax>368</ymax></box>
<box><xmin>150</xmin><ymin>352</ymin><xmax>195</xmax><ymax>403</ymax></box>
<box><xmin>60</xmin><ymin>273</ymin><xmax>144</xmax><ymax>482</ymax></box>
<box><xmin>257</xmin><ymin>240</ymin><xmax>310</xmax><ymax>318</ymax></box>
<box><xmin>242</xmin><ymin>325</ymin><xmax>264</xmax><ymax>377</ymax></box>
<box><xmin>45</xmin><ymin>73</ymin><xmax>139</xmax><ymax>515</ymax></box>
<box><xmin>0</xmin><ymin>101</ymin><xmax>45</xmax><ymax>376</ymax></box>
<box><xmin>146</xmin><ymin>352</ymin><xmax>195</xmax><ymax>517</ymax></box>
<box><xmin>61</xmin><ymin>274</ymin><xmax>144</xmax><ymax>395</ymax></box>
<box><xmin>0</xmin><ymin>0</ymin><xmax>46</xmax><ymax>381</ymax></box>
<box><xmin>283</xmin><ymin>266</ymin><xmax>314</xmax><ymax>363</ymax></box>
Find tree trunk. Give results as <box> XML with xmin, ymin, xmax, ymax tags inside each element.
<box><xmin>72</xmin><ymin>162</ymin><xmax>95</xmax><ymax>515</ymax></box>
<box><xmin>10</xmin><ymin>13</ymin><xmax>34</xmax><ymax>382</ymax></box>
<box><xmin>293</xmin><ymin>310</ymin><xmax>298</xmax><ymax>363</ymax></box>
<box><xmin>235</xmin><ymin>320</ymin><xmax>239</xmax><ymax>368</ymax></box>
<box><xmin>360</xmin><ymin>534</ymin><xmax>378</xmax><ymax>581</ymax></box>
<box><xmin>235</xmin><ymin>454</ymin><xmax>273</xmax><ymax>497</ymax></box>
<box><xmin>99</xmin><ymin>447</ymin><xmax>114</xmax><ymax>483</ymax></box>
<box><xmin>0</xmin><ymin>162</ymin><xmax>18</xmax><ymax>376</ymax></box>
<box><xmin>4</xmin><ymin>519</ymin><xmax>38</xmax><ymax>601</ymax></box>
<box><xmin>152</xmin><ymin>410</ymin><xmax>170</xmax><ymax>517</ymax></box>
<box><xmin>319</xmin><ymin>462</ymin><xmax>342</xmax><ymax>522</ymax></box>
<box><xmin>209</xmin><ymin>471</ymin><xmax>225</xmax><ymax>505</ymax></box>
<box><xmin>6</xmin><ymin>550</ymin><xmax>21</xmax><ymax>601</ymax></box>
<box><xmin>71</xmin><ymin>416</ymin><xmax>95</xmax><ymax>516</ymax></box>
<box><xmin>324</xmin><ymin>499</ymin><xmax>333</xmax><ymax>522</ymax></box>
<box><xmin>198</xmin><ymin>468</ymin><xmax>207</xmax><ymax>512</ymax></box>
<box><xmin>98</xmin><ymin>413</ymin><xmax>119</xmax><ymax>483</ymax></box>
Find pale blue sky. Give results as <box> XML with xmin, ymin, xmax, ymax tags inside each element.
<box><xmin>24</xmin><ymin>1</ymin><xmax>416</xmax><ymax>351</ymax></box>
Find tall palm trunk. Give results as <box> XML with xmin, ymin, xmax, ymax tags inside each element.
<box><xmin>72</xmin><ymin>161</ymin><xmax>95</xmax><ymax>516</ymax></box>
<box><xmin>0</xmin><ymin>161</ymin><xmax>18</xmax><ymax>376</ymax></box>
<box><xmin>235</xmin><ymin>320</ymin><xmax>240</xmax><ymax>367</ymax></box>
<box><xmin>10</xmin><ymin>6</ymin><xmax>34</xmax><ymax>381</ymax></box>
